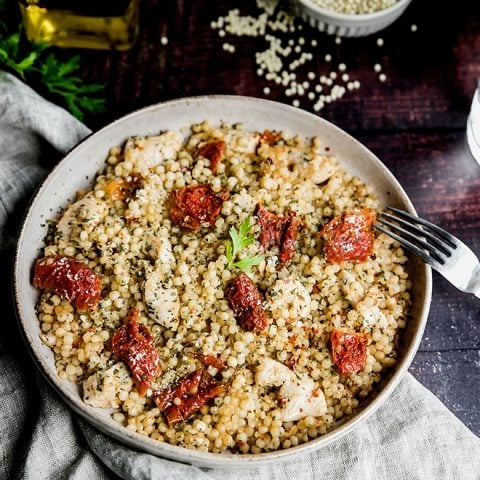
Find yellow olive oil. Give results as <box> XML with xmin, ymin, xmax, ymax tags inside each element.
<box><xmin>19</xmin><ymin>0</ymin><xmax>139</xmax><ymax>50</ymax></box>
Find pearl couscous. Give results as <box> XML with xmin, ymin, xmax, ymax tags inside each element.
<box><xmin>35</xmin><ymin>121</ymin><xmax>411</xmax><ymax>454</ymax></box>
<box><xmin>310</xmin><ymin>0</ymin><xmax>399</xmax><ymax>15</ymax></box>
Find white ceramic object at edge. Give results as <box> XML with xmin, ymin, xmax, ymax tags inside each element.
<box><xmin>291</xmin><ymin>0</ymin><xmax>413</xmax><ymax>37</ymax></box>
<box><xmin>14</xmin><ymin>96</ymin><xmax>431</xmax><ymax>469</ymax></box>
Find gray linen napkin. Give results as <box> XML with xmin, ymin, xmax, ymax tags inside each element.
<box><xmin>1</xmin><ymin>71</ymin><xmax>479</xmax><ymax>480</ymax></box>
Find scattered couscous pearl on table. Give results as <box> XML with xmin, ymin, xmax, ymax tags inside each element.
<box><xmin>209</xmin><ymin>1</ymin><xmax>417</xmax><ymax>113</ymax></box>
<box><xmin>222</xmin><ymin>43</ymin><xmax>235</xmax><ymax>53</ymax></box>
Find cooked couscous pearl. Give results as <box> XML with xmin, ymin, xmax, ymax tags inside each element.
<box><xmin>38</xmin><ymin>121</ymin><xmax>410</xmax><ymax>455</ymax></box>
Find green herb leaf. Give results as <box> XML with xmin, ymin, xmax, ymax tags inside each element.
<box><xmin>0</xmin><ymin>2</ymin><xmax>106</xmax><ymax>121</ymax></box>
<box><xmin>0</xmin><ymin>29</ymin><xmax>46</xmax><ymax>78</ymax></box>
<box><xmin>225</xmin><ymin>216</ymin><xmax>263</xmax><ymax>273</ymax></box>
<box><xmin>38</xmin><ymin>53</ymin><xmax>106</xmax><ymax>120</ymax></box>
<box><xmin>225</xmin><ymin>238</ymin><xmax>233</xmax><ymax>264</ymax></box>
<box><xmin>232</xmin><ymin>255</ymin><xmax>263</xmax><ymax>273</ymax></box>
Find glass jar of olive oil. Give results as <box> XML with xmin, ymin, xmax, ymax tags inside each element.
<box><xmin>19</xmin><ymin>0</ymin><xmax>139</xmax><ymax>50</ymax></box>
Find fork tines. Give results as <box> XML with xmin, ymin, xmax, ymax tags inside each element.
<box><xmin>373</xmin><ymin>207</ymin><xmax>458</xmax><ymax>266</ymax></box>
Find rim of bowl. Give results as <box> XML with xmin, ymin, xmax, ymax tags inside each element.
<box><xmin>14</xmin><ymin>95</ymin><xmax>432</xmax><ymax>468</ymax></box>
<box><xmin>295</xmin><ymin>0</ymin><xmax>411</xmax><ymax>22</ymax></box>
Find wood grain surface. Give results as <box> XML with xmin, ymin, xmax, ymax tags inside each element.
<box><xmin>67</xmin><ymin>0</ymin><xmax>480</xmax><ymax>434</ymax></box>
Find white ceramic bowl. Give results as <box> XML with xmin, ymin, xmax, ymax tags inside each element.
<box><xmin>292</xmin><ymin>0</ymin><xmax>413</xmax><ymax>37</ymax></box>
<box><xmin>14</xmin><ymin>96</ymin><xmax>431</xmax><ymax>468</ymax></box>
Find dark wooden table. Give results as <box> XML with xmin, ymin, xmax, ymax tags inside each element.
<box><xmin>73</xmin><ymin>0</ymin><xmax>480</xmax><ymax>434</ymax></box>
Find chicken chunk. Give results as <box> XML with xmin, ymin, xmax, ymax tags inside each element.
<box><xmin>258</xmin><ymin>140</ymin><xmax>336</xmax><ymax>186</ymax></box>
<box><xmin>256</xmin><ymin>358</ymin><xmax>327</xmax><ymax>422</ymax></box>
<box><xmin>294</xmin><ymin>155</ymin><xmax>337</xmax><ymax>184</ymax></box>
<box><xmin>223</xmin><ymin>130</ymin><xmax>260</xmax><ymax>155</ymax></box>
<box><xmin>56</xmin><ymin>192</ymin><xmax>108</xmax><ymax>248</ymax></box>
<box><xmin>357</xmin><ymin>301</ymin><xmax>389</xmax><ymax>329</ymax></box>
<box><xmin>267</xmin><ymin>277</ymin><xmax>311</xmax><ymax>322</ymax></box>
<box><xmin>144</xmin><ymin>268</ymin><xmax>180</xmax><ymax>330</ymax></box>
<box><xmin>83</xmin><ymin>363</ymin><xmax>133</xmax><ymax>408</ymax></box>
<box><xmin>143</xmin><ymin>233</ymin><xmax>175</xmax><ymax>266</ymax></box>
<box><xmin>339</xmin><ymin>269</ymin><xmax>365</xmax><ymax>306</ymax></box>
<box><xmin>124</xmin><ymin>131</ymin><xmax>183</xmax><ymax>170</ymax></box>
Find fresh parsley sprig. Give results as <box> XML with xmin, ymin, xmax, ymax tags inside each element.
<box><xmin>226</xmin><ymin>217</ymin><xmax>263</xmax><ymax>273</ymax></box>
<box><xmin>38</xmin><ymin>53</ymin><xmax>106</xmax><ymax>120</ymax></box>
<box><xmin>0</xmin><ymin>2</ymin><xmax>106</xmax><ymax>121</ymax></box>
<box><xmin>0</xmin><ymin>30</ymin><xmax>46</xmax><ymax>78</ymax></box>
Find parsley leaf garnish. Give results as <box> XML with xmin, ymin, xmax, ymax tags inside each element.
<box><xmin>225</xmin><ymin>217</ymin><xmax>263</xmax><ymax>273</ymax></box>
<box><xmin>233</xmin><ymin>255</ymin><xmax>263</xmax><ymax>272</ymax></box>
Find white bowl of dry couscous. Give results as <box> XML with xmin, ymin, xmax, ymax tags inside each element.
<box><xmin>14</xmin><ymin>96</ymin><xmax>431</xmax><ymax>467</ymax></box>
<box><xmin>292</xmin><ymin>0</ymin><xmax>413</xmax><ymax>37</ymax></box>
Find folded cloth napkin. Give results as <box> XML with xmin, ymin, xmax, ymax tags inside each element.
<box><xmin>0</xmin><ymin>72</ymin><xmax>479</xmax><ymax>480</ymax></box>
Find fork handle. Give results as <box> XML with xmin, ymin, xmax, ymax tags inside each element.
<box><xmin>468</xmin><ymin>266</ymin><xmax>480</xmax><ymax>299</ymax></box>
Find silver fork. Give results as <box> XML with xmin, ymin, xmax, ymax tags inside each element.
<box><xmin>374</xmin><ymin>207</ymin><xmax>480</xmax><ymax>299</ymax></box>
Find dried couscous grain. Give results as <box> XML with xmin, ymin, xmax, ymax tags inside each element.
<box><xmin>310</xmin><ymin>0</ymin><xmax>398</xmax><ymax>15</ymax></box>
<box><xmin>35</xmin><ymin>121</ymin><xmax>411</xmax><ymax>454</ymax></box>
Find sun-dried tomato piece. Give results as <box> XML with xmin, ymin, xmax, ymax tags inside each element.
<box><xmin>255</xmin><ymin>204</ymin><xmax>286</xmax><ymax>250</ymax></box>
<box><xmin>255</xmin><ymin>204</ymin><xmax>299</xmax><ymax>268</ymax></box>
<box><xmin>104</xmin><ymin>174</ymin><xmax>142</xmax><ymax>201</ymax></box>
<box><xmin>169</xmin><ymin>184</ymin><xmax>228</xmax><ymax>230</ymax></box>
<box><xmin>322</xmin><ymin>208</ymin><xmax>376</xmax><ymax>263</ymax></box>
<box><xmin>258</xmin><ymin>130</ymin><xmax>281</xmax><ymax>147</ymax></box>
<box><xmin>165</xmin><ymin>383</ymin><xmax>225</xmax><ymax>426</ymax></box>
<box><xmin>226</xmin><ymin>273</ymin><xmax>268</xmax><ymax>332</ymax></box>
<box><xmin>152</xmin><ymin>387</ymin><xmax>174</xmax><ymax>412</ymax></box>
<box><xmin>278</xmin><ymin>211</ymin><xmax>300</xmax><ymax>266</ymax></box>
<box><xmin>286</xmin><ymin>355</ymin><xmax>298</xmax><ymax>371</ymax></box>
<box><xmin>153</xmin><ymin>369</ymin><xmax>202</xmax><ymax>411</ymax></box>
<box><xmin>153</xmin><ymin>369</ymin><xmax>225</xmax><ymax>426</ymax></box>
<box><xmin>197</xmin><ymin>140</ymin><xmax>226</xmax><ymax>173</ymax></box>
<box><xmin>330</xmin><ymin>328</ymin><xmax>368</xmax><ymax>376</ymax></box>
<box><xmin>33</xmin><ymin>256</ymin><xmax>102</xmax><ymax>311</ymax></box>
<box><xmin>199</xmin><ymin>354</ymin><xmax>227</xmax><ymax>371</ymax></box>
<box><xmin>111</xmin><ymin>308</ymin><xmax>159</xmax><ymax>396</ymax></box>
